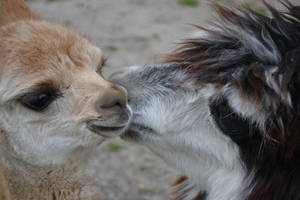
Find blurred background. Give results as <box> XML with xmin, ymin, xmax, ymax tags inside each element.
<box><xmin>27</xmin><ymin>0</ymin><xmax>298</xmax><ymax>199</ymax></box>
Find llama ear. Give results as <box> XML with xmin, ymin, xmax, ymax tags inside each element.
<box><xmin>0</xmin><ymin>0</ymin><xmax>37</xmax><ymax>26</ymax></box>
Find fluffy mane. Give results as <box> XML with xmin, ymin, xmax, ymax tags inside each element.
<box><xmin>167</xmin><ymin>2</ymin><xmax>300</xmax><ymax>199</ymax></box>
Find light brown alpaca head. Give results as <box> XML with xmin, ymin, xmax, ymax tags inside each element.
<box><xmin>0</xmin><ymin>0</ymin><xmax>131</xmax><ymax>167</ymax></box>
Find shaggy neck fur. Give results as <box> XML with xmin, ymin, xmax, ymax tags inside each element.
<box><xmin>126</xmin><ymin>83</ymin><xmax>250</xmax><ymax>200</ymax></box>
<box><xmin>160</xmin><ymin>105</ymin><xmax>248</xmax><ymax>200</ymax></box>
<box><xmin>0</xmin><ymin>149</ymin><xmax>100</xmax><ymax>200</ymax></box>
<box><xmin>166</xmin><ymin>2</ymin><xmax>300</xmax><ymax>200</ymax></box>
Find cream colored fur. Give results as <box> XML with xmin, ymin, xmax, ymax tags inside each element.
<box><xmin>0</xmin><ymin>0</ymin><xmax>131</xmax><ymax>199</ymax></box>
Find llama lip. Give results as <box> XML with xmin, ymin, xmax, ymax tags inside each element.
<box><xmin>131</xmin><ymin>123</ymin><xmax>155</xmax><ymax>134</ymax></box>
<box><xmin>122</xmin><ymin>123</ymin><xmax>155</xmax><ymax>141</ymax></box>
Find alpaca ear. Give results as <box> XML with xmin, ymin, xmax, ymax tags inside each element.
<box><xmin>0</xmin><ymin>0</ymin><xmax>37</xmax><ymax>26</ymax></box>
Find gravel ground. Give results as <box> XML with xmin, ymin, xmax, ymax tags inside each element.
<box><xmin>27</xmin><ymin>1</ymin><xmax>298</xmax><ymax>200</ymax></box>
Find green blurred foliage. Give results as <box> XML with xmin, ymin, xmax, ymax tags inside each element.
<box><xmin>108</xmin><ymin>142</ymin><xmax>123</xmax><ymax>152</ymax></box>
<box><xmin>178</xmin><ymin>0</ymin><xmax>199</xmax><ymax>7</ymax></box>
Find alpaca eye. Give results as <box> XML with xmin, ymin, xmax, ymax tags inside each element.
<box><xmin>21</xmin><ymin>91</ymin><xmax>57</xmax><ymax>111</ymax></box>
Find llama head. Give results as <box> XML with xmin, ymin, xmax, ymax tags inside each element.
<box><xmin>0</xmin><ymin>0</ymin><xmax>131</xmax><ymax>167</ymax></box>
<box><xmin>110</xmin><ymin>2</ymin><xmax>300</xmax><ymax>199</ymax></box>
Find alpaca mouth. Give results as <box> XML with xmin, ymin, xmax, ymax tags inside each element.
<box><xmin>87</xmin><ymin>120</ymin><xmax>130</xmax><ymax>138</ymax></box>
<box><xmin>89</xmin><ymin>124</ymin><xmax>126</xmax><ymax>132</ymax></box>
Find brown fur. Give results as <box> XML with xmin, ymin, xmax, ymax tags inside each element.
<box><xmin>171</xmin><ymin>176</ymin><xmax>206</xmax><ymax>200</ymax></box>
<box><xmin>0</xmin><ymin>0</ymin><xmax>37</xmax><ymax>25</ymax></box>
<box><xmin>0</xmin><ymin>164</ymin><xmax>10</xmax><ymax>200</ymax></box>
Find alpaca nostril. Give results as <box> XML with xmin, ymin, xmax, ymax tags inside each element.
<box><xmin>97</xmin><ymin>84</ymin><xmax>128</xmax><ymax>110</ymax></box>
<box><xmin>100</xmin><ymin>97</ymin><xmax>125</xmax><ymax>109</ymax></box>
<box><xmin>114</xmin><ymin>102</ymin><xmax>123</xmax><ymax>108</ymax></box>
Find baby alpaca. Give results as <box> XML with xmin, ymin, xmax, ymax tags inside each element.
<box><xmin>0</xmin><ymin>0</ymin><xmax>131</xmax><ymax>199</ymax></box>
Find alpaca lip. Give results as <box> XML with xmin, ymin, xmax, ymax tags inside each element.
<box><xmin>87</xmin><ymin>120</ymin><xmax>129</xmax><ymax>137</ymax></box>
<box><xmin>90</xmin><ymin>125</ymin><xmax>125</xmax><ymax>132</ymax></box>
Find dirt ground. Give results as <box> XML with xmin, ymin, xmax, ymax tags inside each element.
<box><xmin>27</xmin><ymin>0</ymin><xmax>298</xmax><ymax>200</ymax></box>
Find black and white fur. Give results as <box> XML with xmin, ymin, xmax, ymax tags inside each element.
<box><xmin>110</xmin><ymin>2</ymin><xmax>300</xmax><ymax>200</ymax></box>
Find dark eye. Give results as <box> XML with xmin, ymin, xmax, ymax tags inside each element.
<box><xmin>21</xmin><ymin>91</ymin><xmax>57</xmax><ymax>111</ymax></box>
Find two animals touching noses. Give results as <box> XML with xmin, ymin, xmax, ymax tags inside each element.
<box><xmin>0</xmin><ymin>0</ymin><xmax>300</xmax><ymax>200</ymax></box>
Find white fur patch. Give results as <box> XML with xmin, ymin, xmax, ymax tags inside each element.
<box><xmin>137</xmin><ymin>89</ymin><xmax>250</xmax><ymax>200</ymax></box>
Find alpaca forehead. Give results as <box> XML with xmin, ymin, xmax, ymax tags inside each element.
<box><xmin>0</xmin><ymin>21</ymin><xmax>106</xmax><ymax>101</ymax></box>
<box><xmin>0</xmin><ymin>20</ymin><xmax>103</xmax><ymax>75</ymax></box>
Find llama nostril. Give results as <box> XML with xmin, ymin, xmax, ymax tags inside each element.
<box><xmin>97</xmin><ymin>84</ymin><xmax>127</xmax><ymax>110</ymax></box>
